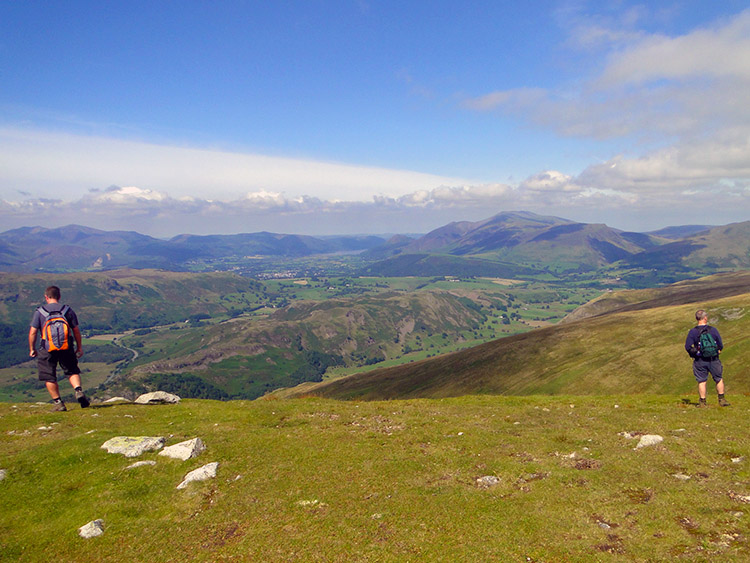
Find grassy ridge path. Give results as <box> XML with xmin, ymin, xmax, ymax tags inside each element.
<box><xmin>1</xmin><ymin>395</ymin><xmax>749</xmax><ymax>561</ymax></box>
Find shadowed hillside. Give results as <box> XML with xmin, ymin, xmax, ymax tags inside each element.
<box><xmin>286</xmin><ymin>272</ymin><xmax>750</xmax><ymax>400</ymax></box>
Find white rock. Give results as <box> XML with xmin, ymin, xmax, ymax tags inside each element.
<box><xmin>732</xmin><ymin>457</ymin><xmax>745</xmax><ymax>464</ymax></box>
<box><xmin>78</xmin><ymin>519</ymin><xmax>104</xmax><ymax>538</ymax></box>
<box><xmin>101</xmin><ymin>436</ymin><xmax>165</xmax><ymax>457</ymax></box>
<box><xmin>104</xmin><ymin>397</ymin><xmax>130</xmax><ymax>403</ymax></box>
<box><xmin>476</xmin><ymin>475</ymin><xmax>500</xmax><ymax>488</ymax></box>
<box><xmin>673</xmin><ymin>473</ymin><xmax>691</xmax><ymax>481</ymax></box>
<box><xmin>177</xmin><ymin>462</ymin><xmax>219</xmax><ymax>489</ymax></box>
<box><xmin>0</xmin><ymin>469</ymin><xmax>7</xmax><ymax>482</ymax></box>
<box><xmin>159</xmin><ymin>438</ymin><xmax>206</xmax><ymax>461</ymax></box>
<box><xmin>134</xmin><ymin>391</ymin><xmax>181</xmax><ymax>405</ymax></box>
<box><xmin>635</xmin><ymin>435</ymin><xmax>664</xmax><ymax>450</ymax></box>
<box><xmin>125</xmin><ymin>460</ymin><xmax>157</xmax><ymax>470</ymax></box>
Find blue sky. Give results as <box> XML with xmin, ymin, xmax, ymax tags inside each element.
<box><xmin>1</xmin><ymin>1</ymin><xmax>749</xmax><ymax>236</ymax></box>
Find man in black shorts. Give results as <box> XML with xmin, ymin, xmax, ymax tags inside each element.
<box><xmin>28</xmin><ymin>286</ymin><xmax>89</xmax><ymax>411</ymax></box>
<box><xmin>685</xmin><ymin>309</ymin><xmax>729</xmax><ymax>408</ymax></box>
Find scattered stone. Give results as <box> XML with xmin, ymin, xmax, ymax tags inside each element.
<box><xmin>477</xmin><ymin>475</ymin><xmax>500</xmax><ymax>488</ymax></box>
<box><xmin>371</xmin><ymin>513</ymin><xmax>383</xmax><ymax>520</ymax></box>
<box><xmin>78</xmin><ymin>519</ymin><xmax>105</xmax><ymax>538</ymax></box>
<box><xmin>134</xmin><ymin>391</ymin><xmax>181</xmax><ymax>405</ymax></box>
<box><xmin>101</xmin><ymin>436</ymin><xmax>166</xmax><ymax>457</ymax></box>
<box><xmin>732</xmin><ymin>456</ymin><xmax>745</xmax><ymax>464</ymax></box>
<box><xmin>176</xmin><ymin>462</ymin><xmax>219</xmax><ymax>489</ymax></box>
<box><xmin>634</xmin><ymin>435</ymin><xmax>663</xmax><ymax>449</ymax></box>
<box><xmin>618</xmin><ymin>431</ymin><xmax>638</xmax><ymax>440</ymax></box>
<box><xmin>37</xmin><ymin>426</ymin><xmax>52</xmax><ymax>431</ymax></box>
<box><xmin>0</xmin><ymin>469</ymin><xmax>7</xmax><ymax>482</ymax></box>
<box><xmin>86</xmin><ymin>430</ymin><xmax>96</xmax><ymax>434</ymax></box>
<box><xmin>159</xmin><ymin>438</ymin><xmax>206</xmax><ymax>461</ymax></box>
<box><xmin>673</xmin><ymin>473</ymin><xmax>692</xmax><ymax>481</ymax></box>
<box><xmin>104</xmin><ymin>397</ymin><xmax>130</xmax><ymax>403</ymax></box>
<box><xmin>729</xmin><ymin>492</ymin><xmax>750</xmax><ymax>503</ymax></box>
<box><xmin>125</xmin><ymin>460</ymin><xmax>157</xmax><ymax>470</ymax></box>
<box><xmin>297</xmin><ymin>499</ymin><xmax>320</xmax><ymax>507</ymax></box>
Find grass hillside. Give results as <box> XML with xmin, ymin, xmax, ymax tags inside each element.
<box><xmin>2</xmin><ymin>396</ymin><xmax>750</xmax><ymax>561</ymax></box>
<box><xmin>115</xmin><ymin>291</ymin><xmax>490</xmax><ymax>400</ymax></box>
<box><xmin>563</xmin><ymin>271</ymin><xmax>750</xmax><ymax>322</ymax></box>
<box><xmin>287</xmin><ymin>274</ymin><xmax>750</xmax><ymax>401</ymax></box>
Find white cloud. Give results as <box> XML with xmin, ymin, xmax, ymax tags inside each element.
<box><xmin>461</xmin><ymin>8</ymin><xmax>750</xmax><ymax>215</ymax></box>
<box><xmin>597</xmin><ymin>10</ymin><xmax>750</xmax><ymax>87</ymax></box>
<box><xmin>0</xmin><ymin>127</ymin><xmax>470</xmax><ymax>203</ymax></box>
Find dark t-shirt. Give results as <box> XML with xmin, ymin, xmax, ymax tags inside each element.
<box><xmin>685</xmin><ymin>325</ymin><xmax>722</xmax><ymax>359</ymax></box>
<box><xmin>30</xmin><ymin>303</ymin><xmax>79</xmax><ymax>348</ymax></box>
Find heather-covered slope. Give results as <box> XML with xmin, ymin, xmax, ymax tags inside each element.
<box><xmin>289</xmin><ymin>272</ymin><xmax>750</xmax><ymax>400</ymax></box>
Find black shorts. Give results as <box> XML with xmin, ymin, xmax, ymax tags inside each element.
<box><xmin>693</xmin><ymin>358</ymin><xmax>723</xmax><ymax>383</ymax></box>
<box><xmin>37</xmin><ymin>347</ymin><xmax>80</xmax><ymax>383</ymax></box>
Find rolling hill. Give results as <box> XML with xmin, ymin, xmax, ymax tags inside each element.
<box><xmin>283</xmin><ymin>271</ymin><xmax>750</xmax><ymax>400</ymax></box>
<box><xmin>0</xmin><ymin>225</ymin><xmax>386</xmax><ymax>272</ymax></box>
<box><xmin>111</xmin><ymin>290</ymin><xmax>492</xmax><ymax>400</ymax></box>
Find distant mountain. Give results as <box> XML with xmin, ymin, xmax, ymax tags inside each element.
<box><xmin>646</xmin><ymin>225</ymin><xmax>714</xmax><ymax>240</ymax></box>
<box><xmin>363</xmin><ymin>211</ymin><xmax>664</xmax><ymax>276</ymax></box>
<box><xmin>0</xmin><ymin>225</ymin><xmax>386</xmax><ymax>272</ymax></box>
<box><xmin>285</xmin><ymin>271</ymin><xmax>750</xmax><ymax>400</ymax></box>
<box><xmin>626</xmin><ymin>220</ymin><xmax>750</xmax><ymax>271</ymax></box>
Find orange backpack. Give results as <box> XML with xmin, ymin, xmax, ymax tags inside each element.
<box><xmin>38</xmin><ymin>305</ymin><xmax>72</xmax><ymax>352</ymax></box>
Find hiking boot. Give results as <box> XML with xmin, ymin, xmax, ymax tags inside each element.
<box><xmin>52</xmin><ymin>401</ymin><xmax>67</xmax><ymax>412</ymax></box>
<box><xmin>697</xmin><ymin>399</ymin><xmax>708</xmax><ymax>408</ymax></box>
<box><xmin>75</xmin><ymin>389</ymin><xmax>90</xmax><ymax>408</ymax></box>
<box><xmin>719</xmin><ymin>396</ymin><xmax>731</xmax><ymax>407</ymax></box>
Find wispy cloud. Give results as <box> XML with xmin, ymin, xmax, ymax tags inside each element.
<box><xmin>0</xmin><ymin>127</ymin><xmax>470</xmax><ymax>203</ymax></box>
<box><xmin>463</xmin><ymin>8</ymin><xmax>750</xmax><ymax>200</ymax></box>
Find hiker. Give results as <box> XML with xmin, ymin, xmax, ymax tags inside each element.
<box><xmin>28</xmin><ymin>286</ymin><xmax>89</xmax><ymax>411</ymax></box>
<box><xmin>685</xmin><ymin>309</ymin><xmax>729</xmax><ymax>408</ymax></box>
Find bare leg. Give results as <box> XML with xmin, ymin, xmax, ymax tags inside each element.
<box><xmin>716</xmin><ymin>379</ymin><xmax>725</xmax><ymax>394</ymax></box>
<box><xmin>68</xmin><ymin>373</ymin><xmax>82</xmax><ymax>389</ymax></box>
<box><xmin>698</xmin><ymin>381</ymin><xmax>707</xmax><ymax>400</ymax></box>
<box><xmin>45</xmin><ymin>381</ymin><xmax>61</xmax><ymax>399</ymax></box>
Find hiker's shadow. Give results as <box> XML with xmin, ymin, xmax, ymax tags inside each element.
<box><xmin>681</xmin><ymin>398</ymin><xmax>696</xmax><ymax>406</ymax></box>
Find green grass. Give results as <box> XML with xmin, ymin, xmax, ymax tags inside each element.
<box><xmin>1</xmin><ymin>395</ymin><xmax>749</xmax><ymax>561</ymax></box>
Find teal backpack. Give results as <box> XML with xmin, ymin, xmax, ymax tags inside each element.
<box><xmin>698</xmin><ymin>328</ymin><xmax>719</xmax><ymax>359</ymax></box>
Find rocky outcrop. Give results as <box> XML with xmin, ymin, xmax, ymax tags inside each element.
<box><xmin>78</xmin><ymin>520</ymin><xmax>105</xmax><ymax>538</ymax></box>
<box><xmin>101</xmin><ymin>436</ymin><xmax>166</xmax><ymax>457</ymax></box>
<box><xmin>134</xmin><ymin>391</ymin><xmax>181</xmax><ymax>405</ymax></box>
<box><xmin>177</xmin><ymin>462</ymin><xmax>219</xmax><ymax>489</ymax></box>
<box><xmin>635</xmin><ymin>435</ymin><xmax>664</xmax><ymax>450</ymax></box>
<box><xmin>159</xmin><ymin>438</ymin><xmax>206</xmax><ymax>461</ymax></box>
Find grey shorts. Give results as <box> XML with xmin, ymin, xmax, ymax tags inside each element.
<box><xmin>693</xmin><ymin>358</ymin><xmax>723</xmax><ymax>383</ymax></box>
<box><xmin>37</xmin><ymin>347</ymin><xmax>80</xmax><ymax>383</ymax></box>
